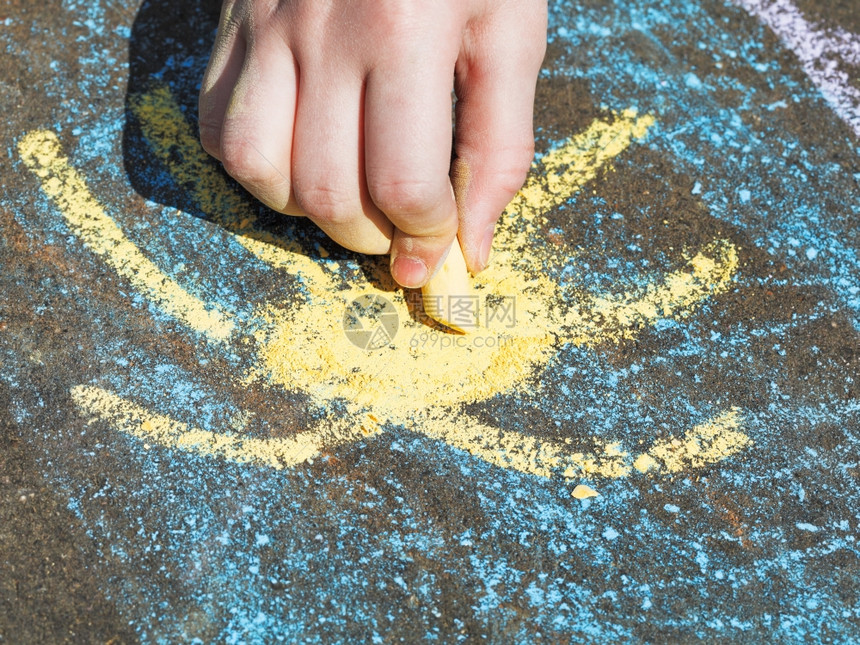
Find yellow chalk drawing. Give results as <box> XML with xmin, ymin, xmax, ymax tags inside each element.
<box><xmin>645</xmin><ymin>407</ymin><xmax>751</xmax><ymax>473</ymax></box>
<box><xmin>71</xmin><ymin>384</ymin><xmax>747</xmax><ymax>479</ymax></box>
<box><xmin>497</xmin><ymin>108</ymin><xmax>655</xmax><ymax>250</ymax></box>
<box><xmin>70</xmin><ymin>385</ymin><xmax>379</xmax><ymax>469</ymax></box>
<box><xmin>23</xmin><ymin>84</ymin><xmax>753</xmax><ymax>478</ymax></box>
<box><xmin>17</xmin><ymin>130</ymin><xmax>234</xmax><ymax>342</ymax></box>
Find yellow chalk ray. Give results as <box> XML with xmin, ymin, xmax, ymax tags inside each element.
<box><xmin>496</xmin><ymin>108</ymin><xmax>656</xmax><ymax>250</ymax></box>
<box><xmin>416</xmin><ymin>409</ymin><xmax>749</xmax><ymax>479</ymax></box>
<box><xmin>130</xmin><ymin>85</ymin><xmax>331</xmax><ymax>287</ymax></box>
<box><xmin>640</xmin><ymin>407</ymin><xmax>751</xmax><ymax>473</ymax></box>
<box><xmin>18</xmin><ymin>130</ymin><xmax>234</xmax><ymax>342</ymax></box>
<box><xmin>564</xmin><ymin>239</ymin><xmax>739</xmax><ymax>347</ymax></box>
<box><xmin>416</xmin><ymin>411</ymin><xmax>632</xmax><ymax>479</ymax></box>
<box><xmin>70</xmin><ymin>385</ymin><xmax>380</xmax><ymax>469</ymax></box>
<box><xmin>71</xmin><ymin>383</ymin><xmax>749</xmax><ymax>478</ymax></box>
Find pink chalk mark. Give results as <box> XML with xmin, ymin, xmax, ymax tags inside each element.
<box><xmin>736</xmin><ymin>0</ymin><xmax>860</xmax><ymax>138</ymax></box>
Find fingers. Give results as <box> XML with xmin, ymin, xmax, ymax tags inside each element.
<box><xmin>364</xmin><ymin>55</ymin><xmax>460</xmax><ymax>288</ymax></box>
<box><xmin>453</xmin><ymin>4</ymin><xmax>547</xmax><ymax>273</ymax></box>
<box><xmin>199</xmin><ymin>0</ymin><xmax>545</xmax><ymax>283</ymax></box>
<box><xmin>213</xmin><ymin>28</ymin><xmax>300</xmax><ymax>213</ymax></box>
<box><xmin>291</xmin><ymin>72</ymin><xmax>393</xmax><ymax>255</ymax></box>
<box><xmin>204</xmin><ymin>3</ymin><xmax>393</xmax><ymax>255</ymax></box>
<box><xmin>199</xmin><ymin>1</ymin><xmax>245</xmax><ymax>160</ymax></box>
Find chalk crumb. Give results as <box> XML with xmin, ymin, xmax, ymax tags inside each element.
<box><xmin>572</xmin><ymin>484</ymin><xmax>599</xmax><ymax>499</ymax></box>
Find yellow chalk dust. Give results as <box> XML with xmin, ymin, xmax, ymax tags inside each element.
<box><xmin>17</xmin><ymin>130</ymin><xmax>233</xmax><ymax>341</ymax></box>
<box><xmin>252</xmin><ymin>236</ymin><xmax>739</xmax><ymax>419</ymax></box>
<box><xmin>252</xmin><ymin>271</ymin><xmax>557</xmax><ymax>411</ymax></box>
<box><xmin>633</xmin><ymin>454</ymin><xmax>660</xmax><ymax>473</ymax></box>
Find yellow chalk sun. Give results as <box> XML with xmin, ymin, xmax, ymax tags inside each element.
<box><xmin>20</xmin><ymin>84</ymin><xmax>751</xmax><ymax>479</ymax></box>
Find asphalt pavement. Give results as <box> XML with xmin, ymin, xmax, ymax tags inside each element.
<box><xmin>1</xmin><ymin>0</ymin><xmax>859</xmax><ymax>642</ymax></box>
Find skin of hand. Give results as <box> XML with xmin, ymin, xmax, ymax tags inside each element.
<box><xmin>199</xmin><ymin>0</ymin><xmax>547</xmax><ymax>288</ymax></box>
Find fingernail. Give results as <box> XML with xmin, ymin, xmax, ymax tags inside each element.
<box><xmin>392</xmin><ymin>255</ymin><xmax>429</xmax><ymax>288</ymax></box>
<box><xmin>478</xmin><ymin>224</ymin><xmax>495</xmax><ymax>270</ymax></box>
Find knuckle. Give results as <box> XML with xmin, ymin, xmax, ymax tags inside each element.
<box><xmin>364</xmin><ymin>1</ymin><xmax>421</xmax><ymax>40</ymax></box>
<box><xmin>220</xmin><ymin>137</ymin><xmax>287</xmax><ymax>192</ymax></box>
<box><xmin>295</xmin><ymin>183</ymin><xmax>359</xmax><ymax>225</ymax></box>
<box><xmin>370</xmin><ymin>176</ymin><xmax>442</xmax><ymax>217</ymax></box>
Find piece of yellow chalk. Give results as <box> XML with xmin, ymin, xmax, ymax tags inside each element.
<box><xmin>572</xmin><ymin>484</ymin><xmax>600</xmax><ymax>499</ymax></box>
<box><xmin>421</xmin><ymin>241</ymin><xmax>477</xmax><ymax>333</ymax></box>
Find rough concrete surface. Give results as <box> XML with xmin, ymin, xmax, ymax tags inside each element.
<box><xmin>1</xmin><ymin>0</ymin><xmax>859</xmax><ymax>642</ymax></box>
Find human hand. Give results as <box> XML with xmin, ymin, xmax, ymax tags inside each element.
<box><xmin>199</xmin><ymin>0</ymin><xmax>547</xmax><ymax>288</ymax></box>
